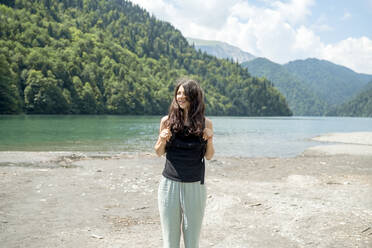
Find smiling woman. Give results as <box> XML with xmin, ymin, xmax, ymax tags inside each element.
<box><xmin>176</xmin><ymin>85</ymin><xmax>190</xmax><ymax>111</ymax></box>
<box><xmin>154</xmin><ymin>77</ymin><xmax>214</xmax><ymax>248</ymax></box>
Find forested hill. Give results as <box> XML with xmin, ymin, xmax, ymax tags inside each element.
<box><xmin>243</xmin><ymin>57</ymin><xmax>372</xmax><ymax>116</ymax></box>
<box><xmin>284</xmin><ymin>58</ymin><xmax>372</xmax><ymax>107</ymax></box>
<box><xmin>327</xmin><ymin>81</ymin><xmax>372</xmax><ymax>117</ymax></box>
<box><xmin>242</xmin><ymin>58</ymin><xmax>327</xmax><ymax>116</ymax></box>
<box><xmin>0</xmin><ymin>0</ymin><xmax>291</xmax><ymax>116</ymax></box>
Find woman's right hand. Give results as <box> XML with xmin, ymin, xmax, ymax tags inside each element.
<box><xmin>159</xmin><ymin>128</ymin><xmax>172</xmax><ymax>142</ymax></box>
<box><xmin>155</xmin><ymin>116</ymin><xmax>171</xmax><ymax>157</ymax></box>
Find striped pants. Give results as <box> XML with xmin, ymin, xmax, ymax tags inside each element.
<box><xmin>158</xmin><ymin>176</ymin><xmax>207</xmax><ymax>248</ymax></box>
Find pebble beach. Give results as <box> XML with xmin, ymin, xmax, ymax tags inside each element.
<box><xmin>0</xmin><ymin>132</ymin><xmax>371</xmax><ymax>247</ymax></box>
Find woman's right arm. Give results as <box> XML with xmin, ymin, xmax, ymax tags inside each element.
<box><xmin>154</xmin><ymin>116</ymin><xmax>171</xmax><ymax>157</ymax></box>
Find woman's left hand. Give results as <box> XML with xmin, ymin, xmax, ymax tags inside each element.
<box><xmin>203</xmin><ymin>127</ymin><xmax>213</xmax><ymax>141</ymax></box>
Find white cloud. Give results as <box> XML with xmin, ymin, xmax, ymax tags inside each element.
<box><xmin>130</xmin><ymin>0</ymin><xmax>372</xmax><ymax>74</ymax></box>
<box><xmin>293</xmin><ymin>26</ymin><xmax>323</xmax><ymax>55</ymax></box>
<box><xmin>322</xmin><ymin>37</ymin><xmax>372</xmax><ymax>74</ymax></box>
<box><xmin>271</xmin><ymin>0</ymin><xmax>315</xmax><ymax>24</ymax></box>
<box><xmin>131</xmin><ymin>0</ymin><xmax>237</xmax><ymax>29</ymax></box>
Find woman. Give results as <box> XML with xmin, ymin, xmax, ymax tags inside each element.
<box><xmin>154</xmin><ymin>77</ymin><xmax>215</xmax><ymax>248</ymax></box>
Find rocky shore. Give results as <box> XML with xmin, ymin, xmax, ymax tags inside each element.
<box><xmin>0</xmin><ymin>132</ymin><xmax>371</xmax><ymax>247</ymax></box>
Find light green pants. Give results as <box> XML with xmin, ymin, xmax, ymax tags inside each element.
<box><xmin>158</xmin><ymin>176</ymin><xmax>207</xmax><ymax>248</ymax></box>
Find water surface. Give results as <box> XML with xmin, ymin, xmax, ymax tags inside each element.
<box><xmin>1</xmin><ymin>115</ymin><xmax>372</xmax><ymax>157</ymax></box>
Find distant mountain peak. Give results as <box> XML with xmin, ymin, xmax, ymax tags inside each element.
<box><xmin>187</xmin><ymin>37</ymin><xmax>255</xmax><ymax>63</ymax></box>
<box><xmin>286</xmin><ymin>58</ymin><xmax>357</xmax><ymax>74</ymax></box>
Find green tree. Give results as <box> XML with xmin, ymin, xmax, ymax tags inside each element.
<box><xmin>24</xmin><ymin>69</ymin><xmax>68</xmax><ymax>113</ymax></box>
<box><xmin>0</xmin><ymin>0</ymin><xmax>292</xmax><ymax>116</ymax></box>
<box><xmin>0</xmin><ymin>54</ymin><xmax>21</xmax><ymax>113</ymax></box>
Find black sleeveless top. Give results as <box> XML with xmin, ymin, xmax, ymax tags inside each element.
<box><xmin>163</xmin><ymin>123</ymin><xmax>208</xmax><ymax>184</ymax></box>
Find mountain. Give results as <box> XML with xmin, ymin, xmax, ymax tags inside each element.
<box><xmin>241</xmin><ymin>58</ymin><xmax>327</xmax><ymax>116</ymax></box>
<box><xmin>243</xmin><ymin>57</ymin><xmax>372</xmax><ymax>116</ymax></box>
<box><xmin>0</xmin><ymin>0</ymin><xmax>291</xmax><ymax>116</ymax></box>
<box><xmin>187</xmin><ymin>37</ymin><xmax>372</xmax><ymax>116</ymax></box>
<box><xmin>187</xmin><ymin>37</ymin><xmax>255</xmax><ymax>63</ymax></box>
<box><xmin>327</xmin><ymin>81</ymin><xmax>372</xmax><ymax>117</ymax></box>
<box><xmin>284</xmin><ymin>58</ymin><xmax>372</xmax><ymax>107</ymax></box>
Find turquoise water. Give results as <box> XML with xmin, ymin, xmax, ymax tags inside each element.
<box><xmin>1</xmin><ymin>115</ymin><xmax>372</xmax><ymax>157</ymax></box>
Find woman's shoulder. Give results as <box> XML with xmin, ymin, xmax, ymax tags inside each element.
<box><xmin>205</xmin><ymin>117</ymin><xmax>213</xmax><ymax>128</ymax></box>
<box><xmin>160</xmin><ymin>115</ymin><xmax>168</xmax><ymax>126</ymax></box>
<box><xmin>161</xmin><ymin>115</ymin><xmax>168</xmax><ymax>122</ymax></box>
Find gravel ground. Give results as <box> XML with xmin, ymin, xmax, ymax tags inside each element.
<box><xmin>0</xmin><ymin>133</ymin><xmax>371</xmax><ymax>248</ymax></box>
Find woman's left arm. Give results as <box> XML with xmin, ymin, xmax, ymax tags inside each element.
<box><xmin>203</xmin><ymin>118</ymin><xmax>215</xmax><ymax>160</ymax></box>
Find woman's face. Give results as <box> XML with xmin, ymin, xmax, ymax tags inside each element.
<box><xmin>176</xmin><ymin>85</ymin><xmax>190</xmax><ymax>110</ymax></box>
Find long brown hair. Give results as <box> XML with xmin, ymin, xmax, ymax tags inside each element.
<box><xmin>165</xmin><ymin>77</ymin><xmax>205</xmax><ymax>136</ymax></box>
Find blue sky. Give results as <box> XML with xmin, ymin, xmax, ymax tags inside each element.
<box><xmin>302</xmin><ymin>0</ymin><xmax>372</xmax><ymax>43</ymax></box>
<box><xmin>131</xmin><ymin>0</ymin><xmax>372</xmax><ymax>74</ymax></box>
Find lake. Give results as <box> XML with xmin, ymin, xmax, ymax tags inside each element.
<box><xmin>1</xmin><ymin>115</ymin><xmax>372</xmax><ymax>158</ymax></box>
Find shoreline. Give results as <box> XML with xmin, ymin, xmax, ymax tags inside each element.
<box><xmin>1</xmin><ymin>132</ymin><xmax>371</xmax><ymax>247</ymax></box>
<box><xmin>307</xmin><ymin>132</ymin><xmax>372</xmax><ymax>156</ymax></box>
<box><xmin>1</xmin><ymin>131</ymin><xmax>372</xmax><ymax>160</ymax></box>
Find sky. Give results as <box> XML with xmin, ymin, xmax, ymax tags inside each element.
<box><xmin>130</xmin><ymin>0</ymin><xmax>372</xmax><ymax>74</ymax></box>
